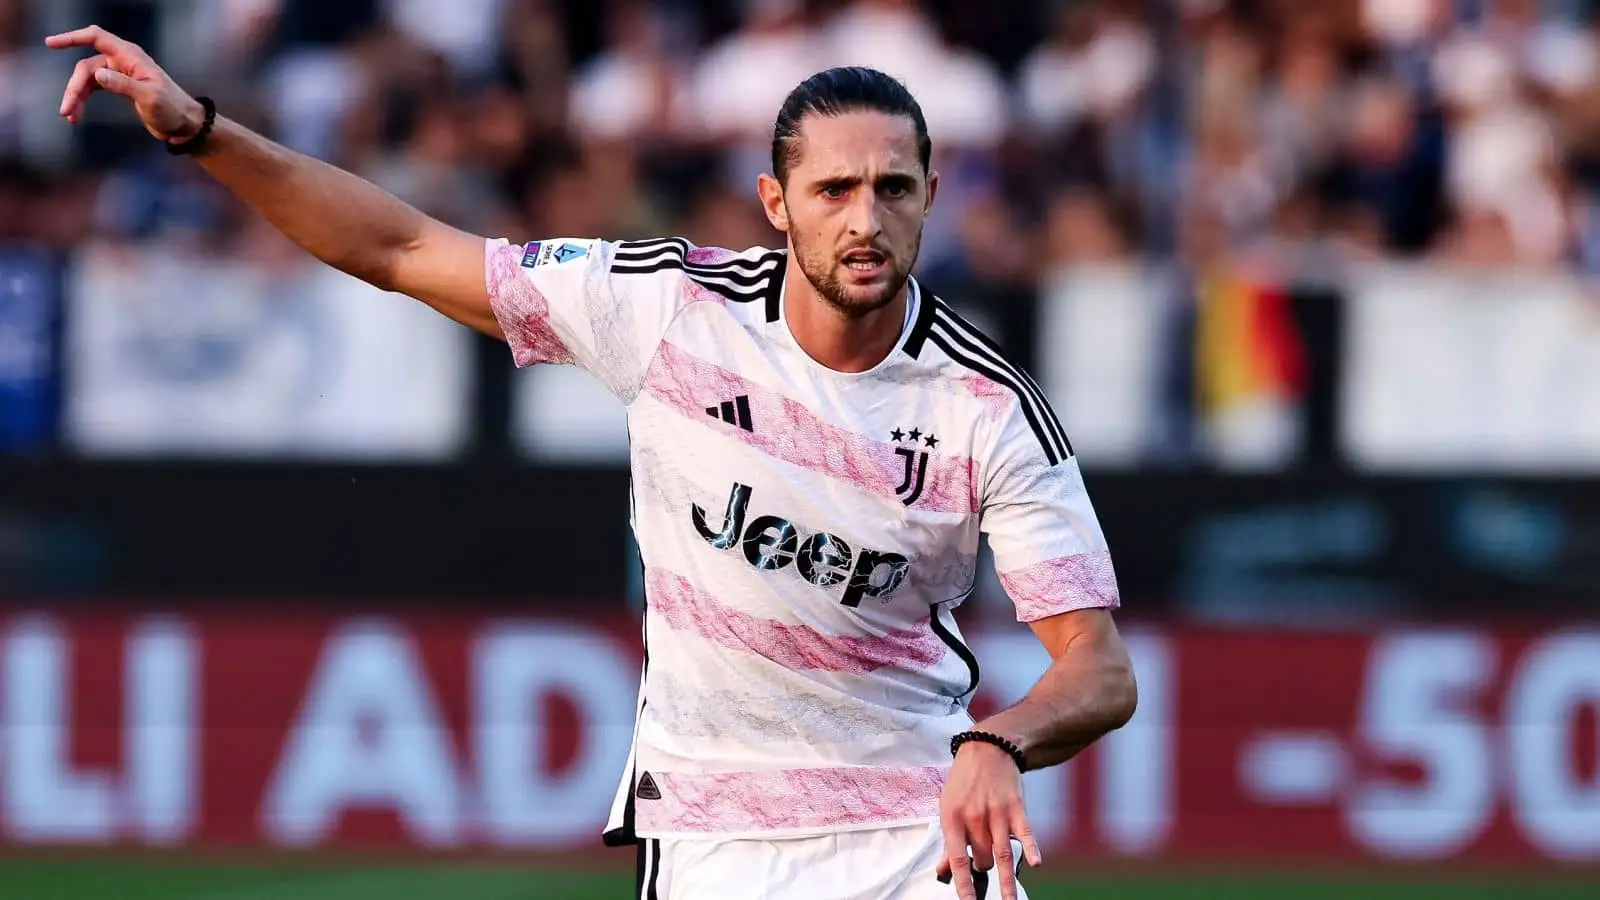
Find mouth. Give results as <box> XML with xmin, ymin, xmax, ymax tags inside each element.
<box><xmin>840</xmin><ymin>248</ymin><xmax>889</xmax><ymax>279</ymax></box>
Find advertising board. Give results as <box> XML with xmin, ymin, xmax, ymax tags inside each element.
<box><xmin>3</xmin><ymin>611</ymin><xmax>1597</xmax><ymax>865</ymax></box>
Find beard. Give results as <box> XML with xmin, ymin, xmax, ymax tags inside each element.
<box><xmin>794</xmin><ymin>231</ymin><xmax>921</xmax><ymax>319</ymax></box>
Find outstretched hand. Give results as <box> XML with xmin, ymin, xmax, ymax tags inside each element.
<box><xmin>46</xmin><ymin>24</ymin><xmax>205</xmax><ymax>142</ymax></box>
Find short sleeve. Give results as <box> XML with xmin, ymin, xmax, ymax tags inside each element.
<box><xmin>484</xmin><ymin>237</ymin><xmax>682</xmax><ymax>404</ymax></box>
<box><xmin>979</xmin><ymin>398</ymin><xmax>1121</xmax><ymax>623</ymax></box>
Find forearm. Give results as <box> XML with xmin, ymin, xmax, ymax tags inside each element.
<box><xmin>975</xmin><ymin>630</ymin><xmax>1137</xmax><ymax>771</ymax></box>
<box><xmin>50</xmin><ymin>24</ymin><xmax>494</xmax><ymax>331</ymax></box>
<box><xmin>191</xmin><ymin>115</ymin><xmax>427</xmax><ymax>291</ymax></box>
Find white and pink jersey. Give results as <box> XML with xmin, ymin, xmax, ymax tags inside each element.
<box><xmin>485</xmin><ymin>235</ymin><xmax>1120</xmax><ymax>844</ymax></box>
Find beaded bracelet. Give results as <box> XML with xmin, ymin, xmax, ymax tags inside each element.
<box><xmin>950</xmin><ymin>730</ymin><xmax>1027</xmax><ymax>772</ymax></box>
<box><xmin>166</xmin><ymin>96</ymin><xmax>217</xmax><ymax>156</ymax></box>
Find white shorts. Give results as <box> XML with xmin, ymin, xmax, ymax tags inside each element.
<box><xmin>633</xmin><ymin>822</ymin><xmax>1031</xmax><ymax>900</ymax></box>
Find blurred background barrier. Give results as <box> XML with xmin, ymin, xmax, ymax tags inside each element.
<box><xmin>12</xmin><ymin>250</ymin><xmax>1600</xmax><ymax>473</ymax></box>
<box><xmin>7</xmin><ymin>461</ymin><xmax>1600</xmax><ymax>620</ymax></box>
<box><xmin>3</xmin><ymin>612</ymin><xmax>1599</xmax><ymax>866</ymax></box>
<box><xmin>61</xmin><ymin>245</ymin><xmax>473</xmax><ymax>460</ymax></box>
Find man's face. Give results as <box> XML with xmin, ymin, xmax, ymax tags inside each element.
<box><xmin>760</xmin><ymin>111</ymin><xmax>936</xmax><ymax>317</ymax></box>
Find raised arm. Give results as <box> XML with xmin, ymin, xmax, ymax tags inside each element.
<box><xmin>47</xmin><ymin>25</ymin><xmax>500</xmax><ymax>338</ymax></box>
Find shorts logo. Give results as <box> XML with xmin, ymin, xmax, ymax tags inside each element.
<box><xmin>692</xmin><ymin>482</ymin><xmax>910</xmax><ymax>607</ymax></box>
<box><xmin>889</xmin><ymin>427</ymin><xmax>937</xmax><ymax>506</ymax></box>
<box><xmin>519</xmin><ymin>242</ymin><xmax>542</xmax><ymax>268</ymax></box>
<box><xmin>635</xmin><ymin>772</ymin><xmax>661</xmax><ymax>800</ymax></box>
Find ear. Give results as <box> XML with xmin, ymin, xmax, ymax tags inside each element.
<box><xmin>758</xmin><ymin>172</ymin><xmax>790</xmax><ymax>232</ymax></box>
<box><xmin>925</xmin><ymin>169</ymin><xmax>940</xmax><ymax>214</ymax></box>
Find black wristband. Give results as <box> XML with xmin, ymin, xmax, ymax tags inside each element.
<box><xmin>166</xmin><ymin>96</ymin><xmax>217</xmax><ymax>156</ymax></box>
<box><xmin>951</xmin><ymin>730</ymin><xmax>1027</xmax><ymax>772</ymax></box>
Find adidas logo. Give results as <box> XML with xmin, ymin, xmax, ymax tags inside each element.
<box><xmin>635</xmin><ymin>772</ymin><xmax>662</xmax><ymax>801</ymax></box>
<box><xmin>705</xmin><ymin>395</ymin><xmax>754</xmax><ymax>432</ymax></box>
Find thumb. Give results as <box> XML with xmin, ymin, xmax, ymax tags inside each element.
<box><xmin>94</xmin><ymin>67</ymin><xmax>136</xmax><ymax>96</ymax></box>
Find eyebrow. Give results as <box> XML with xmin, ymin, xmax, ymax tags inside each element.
<box><xmin>813</xmin><ymin>172</ymin><xmax>919</xmax><ymax>191</ymax></box>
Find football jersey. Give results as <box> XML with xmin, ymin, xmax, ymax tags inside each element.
<box><xmin>485</xmin><ymin>235</ymin><xmax>1121</xmax><ymax>843</ymax></box>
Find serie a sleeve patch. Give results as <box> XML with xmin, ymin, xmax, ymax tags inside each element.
<box><xmin>521</xmin><ymin>239</ymin><xmax>599</xmax><ymax>268</ymax></box>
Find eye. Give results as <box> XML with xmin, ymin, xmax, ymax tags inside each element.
<box><xmin>822</xmin><ymin>185</ymin><xmax>847</xmax><ymax>199</ymax></box>
<box><xmin>882</xmin><ymin>184</ymin><xmax>908</xmax><ymax>199</ymax></box>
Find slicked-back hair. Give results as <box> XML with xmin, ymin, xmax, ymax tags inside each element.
<box><xmin>770</xmin><ymin>67</ymin><xmax>932</xmax><ymax>187</ymax></box>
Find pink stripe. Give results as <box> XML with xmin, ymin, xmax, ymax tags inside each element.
<box><xmin>999</xmin><ymin>549</ymin><xmax>1121</xmax><ymax>622</ymax></box>
<box><xmin>647</xmin><ymin>569</ymin><xmax>946</xmax><ymax>673</ymax></box>
<box><xmin>682</xmin><ymin>277</ymin><xmax>730</xmax><ymax>306</ymax></box>
<box><xmin>686</xmin><ymin>246</ymin><xmax>740</xmax><ymax>265</ymax></box>
<box><xmin>957</xmin><ymin>372</ymin><xmax>1015</xmax><ymax>426</ymax></box>
<box><xmin>485</xmin><ymin>240</ymin><xmax>574</xmax><ymax>367</ymax></box>
<box><xmin>644</xmin><ymin>341</ymin><xmax>975</xmax><ymax>513</ymax></box>
<box><xmin>639</xmin><ymin>765</ymin><xmax>946</xmax><ymax>834</ymax></box>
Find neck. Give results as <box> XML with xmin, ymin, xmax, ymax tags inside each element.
<box><xmin>782</xmin><ymin>256</ymin><xmax>910</xmax><ymax>374</ymax></box>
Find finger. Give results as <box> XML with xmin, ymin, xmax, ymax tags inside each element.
<box><xmin>941</xmin><ymin>822</ymin><xmax>976</xmax><ymax>899</ymax></box>
<box><xmin>947</xmin><ymin>851</ymin><xmax>977</xmax><ymax>900</ymax></box>
<box><xmin>44</xmin><ymin>27</ymin><xmax>98</xmax><ymax>48</ymax></box>
<box><xmin>92</xmin><ymin>67</ymin><xmax>140</xmax><ymax>99</ymax></box>
<box><xmin>60</xmin><ymin>54</ymin><xmax>108</xmax><ymax>120</ymax></box>
<box><xmin>44</xmin><ymin>25</ymin><xmax>130</xmax><ymax>58</ymax></box>
<box><xmin>968</xmin><ymin>819</ymin><xmax>995</xmax><ymax>874</ymax></box>
<box><xmin>46</xmin><ymin>26</ymin><xmax>148</xmax><ymax>75</ymax></box>
<box><xmin>992</xmin><ymin>819</ymin><xmax>1018</xmax><ymax>900</ymax></box>
<box><xmin>1013</xmin><ymin>812</ymin><xmax>1042</xmax><ymax>868</ymax></box>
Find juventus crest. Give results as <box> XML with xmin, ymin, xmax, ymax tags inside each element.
<box><xmin>889</xmin><ymin>427</ymin><xmax>938</xmax><ymax>506</ymax></box>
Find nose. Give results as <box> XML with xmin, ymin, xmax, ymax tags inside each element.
<box><xmin>845</xmin><ymin>191</ymin><xmax>883</xmax><ymax>241</ymax></box>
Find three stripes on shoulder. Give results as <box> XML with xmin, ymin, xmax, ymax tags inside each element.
<box><xmin>924</xmin><ymin>300</ymin><xmax>1073</xmax><ymax>466</ymax></box>
<box><xmin>612</xmin><ymin>238</ymin><xmax>783</xmax><ymax>306</ymax></box>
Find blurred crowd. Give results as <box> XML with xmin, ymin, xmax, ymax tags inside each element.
<box><xmin>2</xmin><ymin>0</ymin><xmax>1600</xmax><ymax>279</ymax></box>
<box><xmin>5</xmin><ymin>0</ymin><xmax>1600</xmax><ymax>470</ymax></box>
